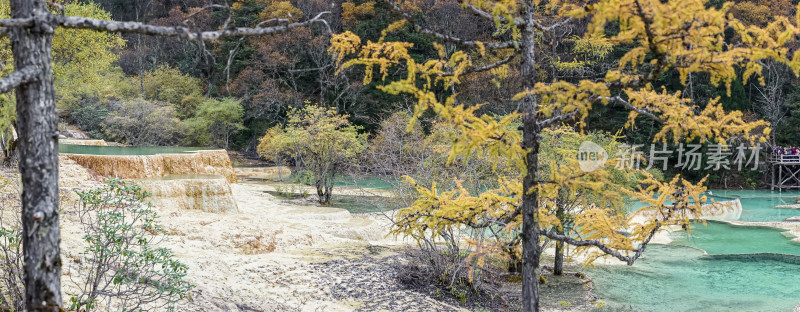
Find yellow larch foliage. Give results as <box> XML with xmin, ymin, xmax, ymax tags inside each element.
<box><xmin>259</xmin><ymin>1</ymin><xmax>303</xmax><ymax>22</ymax></box>
<box><xmin>330</xmin><ymin>0</ymin><xmax>794</xmax><ymax>267</ymax></box>
<box><xmin>341</xmin><ymin>1</ymin><xmax>375</xmax><ymax>27</ymax></box>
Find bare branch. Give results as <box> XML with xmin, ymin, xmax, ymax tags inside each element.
<box><xmin>438</xmin><ymin>52</ymin><xmax>517</xmax><ymax>76</ymax></box>
<box><xmin>466</xmin><ymin>52</ymin><xmax>517</xmax><ymax>73</ymax></box>
<box><xmin>603</xmin><ymin>95</ymin><xmax>664</xmax><ymax>123</ymax></box>
<box><xmin>530</xmin><ymin>17</ymin><xmax>573</xmax><ymax>32</ymax></box>
<box><xmin>415</xmin><ymin>26</ymin><xmax>515</xmax><ymax>48</ymax></box>
<box><xmin>182</xmin><ymin>4</ymin><xmax>226</xmax><ymax>24</ymax></box>
<box><xmin>537</xmin><ymin>109</ymin><xmax>578</xmax><ymax>128</ymax></box>
<box><xmin>540</xmin><ymin>222</ymin><xmax>661</xmax><ymax>265</ymax></box>
<box><xmin>51</xmin><ymin>11</ymin><xmax>332</xmax><ymax>41</ymax></box>
<box><xmin>256</xmin><ymin>18</ymin><xmax>290</xmax><ymax>28</ymax></box>
<box><xmin>0</xmin><ymin>17</ymin><xmax>33</xmax><ymax>28</ymax></box>
<box><xmin>455</xmin><ymin>0</ymin><xmax>522</xmax><ymax>25</ymax></box>
<box><xmin>0</xmin><ymin>66</ymin><xmax>39</xmax><ymax>93</ymax></box>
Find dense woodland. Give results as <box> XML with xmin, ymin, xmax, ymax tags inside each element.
<box><xmin>36</xmin><ymin>0</ymin><xmax>794</xmax><ymax>189</ymax></box>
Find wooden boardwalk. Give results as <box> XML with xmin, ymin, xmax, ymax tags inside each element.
<box><xmin>770</xmin><ymin>155</ymin><xmax>800</xmax><ymax>190</ymax></box>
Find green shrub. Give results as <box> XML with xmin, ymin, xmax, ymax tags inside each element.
<box><xmin>291</xmin><ymin>170</ymin><xmax>315</xmax><ymax>186</ymax></box>
<box><xmin>0</xmin><ymin>224</ymin><xmax>23</xmax><ymax>312</ymax></box>
<box><xmin>103</xmin><ymin>99</ymin><xmax>187</xmax><ymax>146</ymax></box>
<box><xmin>185</xmin><ymin>98</ymin><xmax>245</xmax><ymax>148</ymax></box>
<box><xmin>69</xmin><ymin>179</ymin><xmax>193</xmax><ymax>311</ymax></box>
<box><xmin>142</xmin><ymin>66</ymin><xmax>205</xmax><ymax>119</ymax></box>
<box><xmin>67</xmin><ymin>95</ymin><xmax>109</xmax><ymax>139</ymax></box>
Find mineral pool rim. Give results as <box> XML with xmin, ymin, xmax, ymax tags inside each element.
<box><xmin>58</xmin><ymin>143</ymin><xmax>218</xmax><ymax>156</ymax></box>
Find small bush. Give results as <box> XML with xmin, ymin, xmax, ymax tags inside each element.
<box><xmin>68</xmin><ymin>179</ymin><xmax>193</xmax><ymax>311</ymax></box>
<box><xmin>0</xmin><ymin>176</ymin><xmax>23</xmax><ymax>311</ymax></box>
<box><xmin>291</xmin><ymin>170</ymin><xmax>314</xmax><ymax>186</ymax></box>
<box><xmin>0</xmin><ymin>224</ymin><xmax>23</xmax><ymax>312</ymax></box>
<box><xmin>142</xmin><ymin>65</ymin><xmax>205</xmax><ymax>119</ymax></box>
<box><xmin>67</xmin><ymin>95</ymin><xmax>109</xmax><ymax>139</ymax></box>
<box><xmin>274</xmin><ymin>184</ymin><xmax>309</xmax><ymax>199</ymax></box>
<box><xmin>103</xmin><ymin>99</ymin><xmax>187</xmax><ymax>146</ymax></box>
<box><xmin>185</xmin><ymin>98</ymin><xmax>244</xmax><ymax>148</ymax></box>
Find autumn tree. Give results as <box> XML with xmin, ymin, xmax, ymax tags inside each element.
<box><xmin>330</xmin><ymin>0</ymin><xmax>795</xmax><ymax>310</ymax></box>
<box><xmin>141</xmin><ymin>65</ymin><xmax>205</xmax><ymax>119</ymax></box>
<box><xmin>0</xmin><ymin>1</ymin><xmax>331</xmax><ymax>310</ymax></box>
<box><xmin>258</xmin><ymin>105</ymin><xmax>367</xmax><ymax>204</ymax></box>
<box><xmin>537</xmin><ymin>127</ymin><xmax>646</xmax><ymax>275</ymax></box>
<box><xmin>186</xmin><ymin>97</ymin><xmax>245</xmax><ymax>148</ymax></box>
<box><xmin>752</xmin><ymin>60</ymin><xmax>791</xmax><ymax>146</ymax></box>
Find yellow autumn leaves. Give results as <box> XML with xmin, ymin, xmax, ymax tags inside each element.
<box><xmin>329</xmin><ymin>0</ymin><xmax>787</xmax><ymax>264</ymax></box>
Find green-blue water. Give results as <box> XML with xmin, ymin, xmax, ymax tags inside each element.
<box><xmin>59</xmin><ymin>144</ymin><xmax>209</xmax><ymax>155</ymax></box>
<box><xmin>589</xmin><ymin>190</ymin><xmax>800</xmax><ymax>311</ymax></box>
<box><xmin>671</xmin><ymin>221</ymin><xmax>800</xmax><ymax>255</ymax></box>
<box><xmin>334</xmin><ymin>176</ymin><xmax>395</xmax><ymax>190</ymax></box>
<box><xmin>590</xmin><ymin>245</ymin><xmax>800</xmax><ymax>311</ymax></box>
<box><xmin>708</xmin><ymin>189</ymin><xmax>800</xmax><ymax>222</ymax></box>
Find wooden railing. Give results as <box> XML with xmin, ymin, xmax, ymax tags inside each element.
<box><xmin>769</xmin><ymin>154</ymin><xmax>800</xmax><ymax>164</ymax></box>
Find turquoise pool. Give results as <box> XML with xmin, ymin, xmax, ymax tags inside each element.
<box><xmin>334</xmin><ymin>176</ymin><xmax>395</xmax><ymax>190</ymax></box>
<box><xmin>590</xmin><ymin>244</ymin><xmax>800</xmax><ymax>311</ymax></box>
<box><xmin>708</xmin><ymin>189</ymin><xmax>800</xmax><ymax>222</ymax></box>
<box><xmin>588</xmin><ymin>190</ymin><xmax>800</xmax><ymax>311</ymax></box>
<box><xmin>59</xmin><ymin>144</ymin><xmax>209</xmax><ymax>155</ymax></box>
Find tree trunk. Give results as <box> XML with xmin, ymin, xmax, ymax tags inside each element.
<box><xmin>316</xmin><ymin>180</ymin><xmax>325</xmax><ymax>203</ymax></box>
<box><xmin>554</xmin><ymin>241</ymin><xmax>564</xmax><ymax>276</ymax></box>
<box><xmin>520</xmin><ymin>6</ymin><xmax>541</xmax><ymax>311</ymax></box>
<box><xmin>324</xmin><ymin>185</ymin><xmax>332</xmax><ymax>204</ymax></box>
<box><xmin>554</xmin><ymin>202</ymin><xmax>565</xmax><ymax>275</ymax></box>
<box><xmin>521</xmin><ymin>105</ymin><xmax>541</xmax><ymax>312</ymax></box>
<box><xmin>10</xmin><ymin>0</ymin><xmax>62</xmax><ymax>311</ymax></box>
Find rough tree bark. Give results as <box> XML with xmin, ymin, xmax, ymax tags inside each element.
<box><xmin>519</xmin><ymin>4</ymin><xmax>541</xmax><ymax>311</ymax></box>
<box><xmin>10</xmin><ymin>0</ymin><xmax>61</xmax><ymax>311</ymax></box>
<box><xmin>554</xmin><ymin>203</ymin><xmax>565</xmax><ymax>276</ymax></box>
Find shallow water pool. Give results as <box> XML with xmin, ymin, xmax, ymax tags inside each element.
<box><xmin>671</xmin><ymin>221</ymin><xmax>800</xmax><ymax>255</ymax></box>
<box><xmin>708</xmin><ymin>190</ymin><xmax>800</xmax><ymax>221</ymax></box>
<box><xmin>589</xmin><ymin>244</ymin><xmax>800</xmax><ymax>312</ymax></box>
<box><xmin>589</xmin><ymin>189</ymin><xmax>800</xmax><ymax>311</ymax></box>
<box><xmin>59</xmin><ymin>144</ymin><xmax>209</xmax><ymax>155</ymax></box>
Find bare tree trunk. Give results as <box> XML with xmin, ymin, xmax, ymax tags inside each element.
<box><xmin>554</xmin><ymin>241</ymin><xmax>564</xmax><ymax>275</ymax></box>
<box><xmin>10</xmin><ymin>0</ymin><xmax>62</xmax><ymax>311</ymax></box>
<box><xmin>520</xmin><ymin>5</ymin><xmax>541</xmax><ymax>311</ymax></box>
<box><xmin>315</xmin><ymin>176</ymin><xmax>325</xmax><ymax>203</ymax></box>
<box><xmin>324</xmin><ymin>186</ymin><xmax>332</xmax><ymax>204</ymax></box>
<box><xmin>554</xmin><ymin>201</ymin><xmax>565</xmax><ymax>275</ymax></box>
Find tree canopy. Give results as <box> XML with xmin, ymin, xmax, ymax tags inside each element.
<box><xmin>329</xmin><ymin>0</ymin><xmax>790</xmax><ymax>309</ymax></box>
<box><xmin>258</xmin><ymin>104</ymin><xmax>367</xmax><ymax>203</ymax></box>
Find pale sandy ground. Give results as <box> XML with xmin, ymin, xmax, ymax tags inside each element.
<box><xmin>4</xmin><ymin>159</ymin><xmax>471</xmax><ymax>311</ymax></box>
<box><xmin>57</xmin><ymin>180</ymin><xmax>469</xmax><ymax>311</ymax></box>
<box><xmin>0</xmin><ymin>159</ymin><xmax>602</xmax><ymax>311</ymax></box>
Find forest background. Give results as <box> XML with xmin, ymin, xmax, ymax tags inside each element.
<box><xmin>28</xmin><ymin>0</ymin><xmax>800</xmax><ymax>189</ymax></box>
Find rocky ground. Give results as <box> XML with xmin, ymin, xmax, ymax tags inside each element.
<box><xmin>1</xmin><ymin>160</ymin><xmax>597</xmax><ymax>312</ymax></box>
